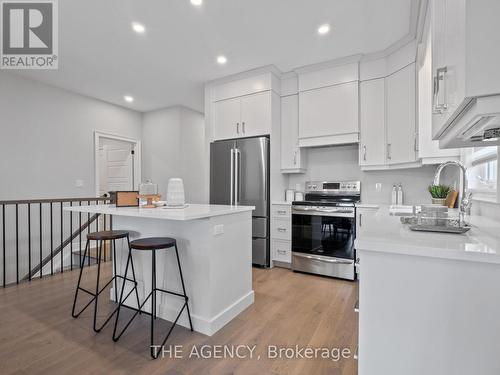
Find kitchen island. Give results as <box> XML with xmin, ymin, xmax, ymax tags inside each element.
<box><xmin>65</xmin><ymin>204</ymin><xmax>255</xmax><ymax>336</ymax></box>
<box><xmin>354</xmin><ymin>206</ymin><xmax>500</xmax><ymax>375</ymax></box>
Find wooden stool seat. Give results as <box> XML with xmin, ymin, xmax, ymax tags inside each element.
<box><xmin>130</xmin><ymin>237</ymin><xmax>176</xmax><ymax>250</ymax></box>
<box><xmin>87</xmin><ymin>230</ymin><xmax>130</xmax><ymax>241</ymax></box>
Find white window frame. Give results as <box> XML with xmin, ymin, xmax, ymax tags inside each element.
<box><xmin>462</xmin><ymin>146</ymin><xmax>499</xmax><ymax>203</ymax></box>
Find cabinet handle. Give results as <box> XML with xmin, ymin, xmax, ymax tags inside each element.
<box><xmin>387</xmin><ymin>144</ymin><xmax>391</xmax><ymax>160</ymax></box>
<box><xmin>277</xmin><ymin>210</ymin><xmax>287</xmax><ymax>215</ymax></box>
<box><xmin>236</xmin><ymin>122</ymin><xmax>240</xmax><ymax>135</ymax></box>
<box><xmin>363</xmin><ymin>145</ymin><xmax>367</xmax><ymax>162</ymax></box>
<box><xmin>359</xmin><ymin>213</ymin><xmax>362</xmax><ymax>227</ymax></box>
<box><xmin>433</xmin><ymin>66</ymin><xmax>448</xmax><ymax>114</ymax></box>
<box><xmin>277</xmin><ymin>228</ymin><xmax>287</xmax><ymax>232</ymax></box>
<box><xmin>277</xmin><ymin>249</ymin><xmax>287</xmax><ymax>255</ymax></box>
<box><xmin>293</xmin><ymin>150</ymin><xmax>298</xmax><ymax>165</ymax></box>
<box><xmin>242</xmin><ymin>122</ymin><xmax>245</xmax><ymax>134</ymax></box>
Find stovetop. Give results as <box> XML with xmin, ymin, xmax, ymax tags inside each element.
<box><xmin>292</xmin><ymin>180</ymin><xmax>361</xmax><ymax>207</ymax></box>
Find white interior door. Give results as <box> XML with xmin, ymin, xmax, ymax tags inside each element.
<box><xmin>98</xmin><ymin>138</ymin><xmax>134</xmax><ymax>195</ymax></box>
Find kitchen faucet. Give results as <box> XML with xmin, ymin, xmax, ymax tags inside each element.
<box><xmin>433</xmin><ymin>161</ymin><xmax>472</xmax><ymax>225</ymax></box>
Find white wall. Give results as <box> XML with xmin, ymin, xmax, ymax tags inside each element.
<box><xmin>142</xmin><ymin>106</ymin><xmax>206</xmax><ymax>203</ymax></box>
<box><xmin>0</xmin><ymin>72</ymin><xmax>142</xmax><ymax>200</ymax></box>
<box><xmin>288</xmin><ymin>145</ymin><xmax>440</xmax><ymax>205</ymax></box>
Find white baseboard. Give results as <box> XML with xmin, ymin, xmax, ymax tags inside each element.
<box><xmin>112</xmin><ymin>287</ymin><xmax>255</xmax><ymax>337</ymax></box>
<box><xmin>158</xmin><ymin>290</ymin><xmax>255</xmax><ymax>336</ymax></box>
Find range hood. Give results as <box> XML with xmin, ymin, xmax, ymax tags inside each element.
<box><xmin>438</xmin><ymin>95</ymin><xmax>500</xmax><ymax>148</ymax></box>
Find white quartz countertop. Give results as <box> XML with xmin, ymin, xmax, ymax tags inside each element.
<box><xmin>355</xmin><ymin>206</ymin><xmax>500</xmax><ymax>265</ymax></box>
<box><xmin>64</xmin><ymin>204</ymin><xmax>254</xmax><ymax>221</ymax></box>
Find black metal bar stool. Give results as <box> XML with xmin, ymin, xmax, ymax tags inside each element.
<box><xmin>112</xmin><ymin>237</ymin><xmax>193</xmax><ymax>359</ymax></box>
<box><xmin>72</xmin><ymin>230</ymin><xmax>141</xmax><ymax>333</ymax></box>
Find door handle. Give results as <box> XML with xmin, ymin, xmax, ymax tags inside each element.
<box><xmin>293</xmin><ymin>253</ymin><xmax>354</xmax><ymax>264</ymax></box>
<box><xmin>230</xmin><ymin>148</ymin><xmax>235</xmax><ymax>205</ymax></box>
<box><xmin>234</xmin><ymin>148</ymin><xmax>241</xmax><ymax>204</ymax></box>
<box><xmin>433</xmin><ymin>66</ymin><xmax>448</xmax><ymax>114</ymax></box>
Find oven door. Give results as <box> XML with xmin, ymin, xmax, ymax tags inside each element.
<box><xmin>291</xmin><ymin>209</ymin><xmax>356</xmax><ymax>279</ymax></box>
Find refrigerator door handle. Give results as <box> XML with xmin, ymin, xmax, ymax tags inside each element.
<box><xmin>230</xmin><ymin>148</ymin><xmax>235</xmax><ymax>205</ymax></box>
<box><xmin>235</xmin><ymin>148</ymin><xmax>241</xmax><ymax>204</ymax></box>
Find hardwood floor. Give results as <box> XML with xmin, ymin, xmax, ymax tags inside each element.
<box><xmin>0</xmin><ymin>263</ymin><xmax>358</xmax><ymax>375</ymax></box>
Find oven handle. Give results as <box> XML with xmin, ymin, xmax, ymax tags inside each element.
<box><xmin>292</xmin><ymin>208</ymin><xmax>355</xmax><ymax>218</ymax></box>
<box><xmin>293</xmin><ymin>253</ymin><xmax>354</xmax><ymax>264</ymax></box>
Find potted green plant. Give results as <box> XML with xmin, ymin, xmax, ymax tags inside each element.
<box><xmin>428</xmin><ymin>184</ymin><xmax>452</xmax><ymax>205</ymax></box>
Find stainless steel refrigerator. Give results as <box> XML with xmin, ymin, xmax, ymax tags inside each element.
<box><xmin>210</xmin><ymin>136</ymin><xmax>270</xmax><ymax>266</ymax></box>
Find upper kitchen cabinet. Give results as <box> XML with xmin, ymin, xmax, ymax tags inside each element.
<box><xmin>213</xmin><ymin>97</ymin><xmax>241</xmax><ymax>140</ymax></box>
<box><xmin>213</xmin><ymin>92</ymin><xmax>271</xmax><ymax>140</ymax></box>
<box><xmin>431</xmin><ymin>0</ymin><xmax>500</xmax><ymax>147</ymax></box>
<box><xmin>386</xmin><ymin>63</ymin><xmax>418</xmax><ymax>165</ymax></box>
<box><xmin>240</xmin><ymin>92</ymin><xmax>272</xmax><ymax>138</ymax></box>
<box><xmin>208</xmin><ymin>72</ymin><xmax>280</xmax><ymax>142</ymax></box>
<box><xmin>281</xmin><ymin>94</ymin><xmax>306</xmax><ymax>173</ymax></box>
<box><xmin>359</xmin><ymin>44</ymin><xmax>421</xmax><ymax>170</ymax></box>
<box><xmin>359</xmin><ymin>78</ymin><xmax>386</xmax><ymax>167</ymax></box>
<box><xmin>297</xmin><ymin>61</ymin><xmax>360</xmax><ymax>147</ymax></box>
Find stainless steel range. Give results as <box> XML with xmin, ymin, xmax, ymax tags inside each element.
<box><xmin>291</xmin><ymin>181</ymin><xmax>360</xmax><ymax>280</ymax></box>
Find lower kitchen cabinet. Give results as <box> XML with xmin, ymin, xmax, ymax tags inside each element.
<box><xmin>271</xmin><ymin>203</ymin><xmax>292</xmax><ymax>266</ymax></box>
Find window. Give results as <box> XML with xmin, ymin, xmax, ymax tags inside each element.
<box><xmin>463</xmin><ymin>146</ymin><xmax>498</xmax><ymax>198</ymax></box>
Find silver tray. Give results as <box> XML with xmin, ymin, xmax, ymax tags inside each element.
<box><xmin>409</xmin><ymin>224</ymin><xmax>471</xmax><ymax>234</ymax></box>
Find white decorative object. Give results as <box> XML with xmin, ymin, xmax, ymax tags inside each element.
<box><xmin>166</xmin><ymin>178</ymin><xmax>185</xmax><ymax>207</ymax></box>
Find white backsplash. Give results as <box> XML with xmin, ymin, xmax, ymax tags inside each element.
<box><xmin>288</xmin><ymin>145</ymin><xmax>441</xmax><ymax>205</ymax></box>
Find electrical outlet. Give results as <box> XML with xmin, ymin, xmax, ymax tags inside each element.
<box><xmin>375</xmin><ymin>183</ymin><xmax>382</xmax><ymax>192</ymax></box>
<box><xmin>213</xmin><ymin>224</ymin><xmax>224</xmax><ymax>236</ymax></box>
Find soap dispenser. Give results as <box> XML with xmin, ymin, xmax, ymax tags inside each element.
<box><xmin>391</xmin><ymin>184</ymin><xmax>398</xmax><ymax>205</ymax></box>
<box><xmin>397</xmin><ymin>183</ymin><xmax>404</xmax><ymax>205</ymax></box>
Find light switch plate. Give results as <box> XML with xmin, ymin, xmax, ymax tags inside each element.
<box><xmin>213</xmin><ymin>224</ymin><xmax>224</xmax><ymax>236</ymax></box>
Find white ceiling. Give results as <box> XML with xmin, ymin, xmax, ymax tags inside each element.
<box><xmin>14</xmin><ymin>0</ymin><xmax>415</xmax><ymax>112</ymax></box>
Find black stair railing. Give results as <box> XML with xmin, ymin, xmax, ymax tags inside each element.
<box><xmin>0</xmin><ymin>197</ymin><xmax>113</xmax><ymax>287</ymax></box>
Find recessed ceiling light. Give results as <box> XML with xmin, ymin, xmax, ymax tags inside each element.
<box><xmin>217</xmin><ymin>55</ymin><xmax>227</xmax><ymax>65</ymax></box>
<box><xmin>191</xmin><ymin>0</ymin><xmax>203</xmax><ymax>5</ymax></box>
<box><xmin>317</xmin><ymin>24</ymin><xmax>330</xmax><ymax>35</ymax></box>
<box><xmin>131</xmin><ymin>22</ymin><xmax>145</xmax><ymax>34</ymax></box>
<box><xmin>124</xmin><ymin>95</ymin><xmax>134</xmax><ymax>103</ymax></box>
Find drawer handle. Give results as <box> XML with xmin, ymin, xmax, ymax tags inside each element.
<box><xmin>277</xmin><ymin>250</ymin><xmax>287</xmax><ymax>255</ymax></box>
<box><xmin>294</xmin><ymin>253</ymin><xmax>354</xmax><ymax>264</ymax></box>
<box><xmin>277</xmin><ymin>210</ymin><xmax>287</xmax><ymax>215</ymax></box>
<box><xmin>277</xmin><ymin>228</ymin><xmax>287</xmax><ymax>232</ymax></box>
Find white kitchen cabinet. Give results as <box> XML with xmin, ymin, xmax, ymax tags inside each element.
<box><xmin>271</xmin><ymin>203</ymin><xmax>292</xmax><ymax>266</ymax></box>
<box><xmin>359</xmin><ymin>79</ymin><xmax>386</xmax><ymax>166</ymax></box>
<box><xmin>386</xmin><ymin>63</ymin><xmax>417</xmax><ymax>165</ymax></box>
<box><xmin>298</xmin><ymin>81</ymin><xmax>359</xmax><ymax>147</ymax></box>
<box><xmin>355</xmin><ymin>206</ymin><xmax>379</xmax><ymax>235</ymax></box>
<box><xmin>431</xmin><ymin>0</ymin><xmax>466</xmax><ymax>139</ymax></box>
<box><xmin>240</xmin><ymin>92</ymin><xmax>271</xmax><ymax>137</ymax></box>
<box><xmin>213</xmin><ymin>91</ymin><xmax>271</xmax><ymax>141</ymax></box>
<box><xmin>430</xmin><ymin>0</ymin><xmax>500</xmax><ymax>146</ymax></box>
<box><xmin>281</xmin><ymin>94</ymin><xmax>306</xmax><ymax>173</ymax></box>
<box><xmin>213</xmin><ymin>97</ymin><xmax>241</xmax><ymax>140</ymax></box>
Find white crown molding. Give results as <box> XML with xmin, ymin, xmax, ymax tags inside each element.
<box><xmin>293</xmin><ymin>54</ymin><xmax>363</xmax><ymax>74</ymax></box>
<box><xmin>205</xmin><ymin>65</ymin><xmax>282</xmax><ymax>87</ymax></box>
